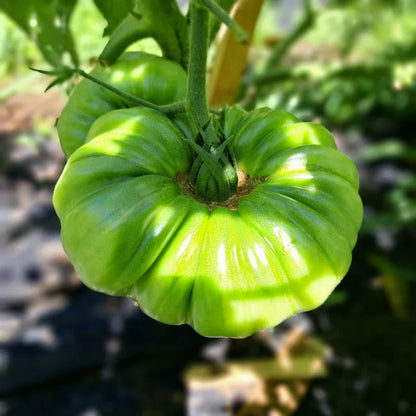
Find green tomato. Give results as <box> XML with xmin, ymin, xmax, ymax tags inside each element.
<box><xmin>53</xmin><ymin>106</ymin><xmax>363</xmax><ymax>338</ymax></box>
<box><xmin>57</xmin><ymin>52</ymin><xmax>187</xmax><ymax>158</ymax></box>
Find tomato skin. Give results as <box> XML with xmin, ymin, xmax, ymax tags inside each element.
<box><xmin>54</xmin><ymin>106</ymin><xmax>363</xmax><ymax>338</ymax></box>
<box><xmin>57</xmin><ymin>52</ymin><xmax>187</xmax><ymax>158</ymax></box>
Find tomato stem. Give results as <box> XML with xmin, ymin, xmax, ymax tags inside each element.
<box><xmin>186</xmin><ymin>1</ymin><xmax>242</xmax><ymax>202</ymax></box>
<box><xmin>186</xmin><ymin>1</ymin><xmax>210</xmax><ymax>129</ymax></box>
<box><xmin>99</xmin><ymin>1</ymin><xmax>188</xmax><ymax>67</ymax></box>
<box><xmin>99</xmin><ymin>14</ymin><xmax>152</xmax><ymax>65</ymax></box>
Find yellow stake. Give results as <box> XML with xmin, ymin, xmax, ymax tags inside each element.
<box><xmin>207</xmin><ymin>0</ymin><xmax>264</xmax><ymax>108</ymax></box>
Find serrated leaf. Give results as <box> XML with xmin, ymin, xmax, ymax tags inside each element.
<box><xmin>0</xmin><ymin>0</ymin><xmax>79</xmax><ymax>66</ymax></box>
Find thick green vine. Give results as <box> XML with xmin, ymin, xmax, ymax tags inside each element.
<box><xmin>99</xmin><ymin>0</ymin><xmax>188</xmax><ymax>67</ymax></box>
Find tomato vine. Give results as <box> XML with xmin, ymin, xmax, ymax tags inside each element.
<box><xmin>186</xmin><ymin>1</ymin><xmax>211</xmax><ymax>129</ymax></box>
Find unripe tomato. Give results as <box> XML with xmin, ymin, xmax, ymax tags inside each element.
<box><xmin>54</xmin><ymin>106</ymin><xmax>362</xmax><ymax>338</ymax></box>
<box><xmin>57</xmin><ymin>52</ymin><xmax>187</xmax><ymax>158</ymax></box>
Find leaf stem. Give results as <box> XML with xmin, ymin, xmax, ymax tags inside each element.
<box><xmin>186</xmin><ymin>1</ymin><xmax>210</xmax><ymax>129</ymax></box>
<box><xmin>74</xmin><ymin>68</ymin><xmax>186</xmax><ymax>115</ymax></box>
<box><xmin>199</xmin><ymin>0</ymin><xmax>249</xmax><ymax>43</ymax></box>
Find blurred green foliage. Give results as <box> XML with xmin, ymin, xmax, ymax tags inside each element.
<box><xmin>0</xmin><ymin>0</ymin><xmax>166</xmax><ymax>81</ymax></box>
<box><xmin>0</xmin><ymin>0</ymin><xmax>108</xmax><ymax>78</ymax></box>
<box><xmin>0</xmin><ymin>13</ymin><xmax>41</xmax><ymax>77</ymax></box>
<box><xmin>252</xmin><ymin>0</ymin><xmax>416</xmax><ymax>126</ymax></box>
<box><xmin>0</xmin><ymin>0</ymin><xmax>79</xmax><ymax>67</ymax></box>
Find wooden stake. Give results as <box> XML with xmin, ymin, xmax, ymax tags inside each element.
<box><xmin>207</xmin><ymin>0</ymin><xmax>264</xmax><ymax>108</ymax></box>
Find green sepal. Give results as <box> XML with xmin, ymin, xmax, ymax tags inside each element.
<box><xmin>186</xmin><ymin>120</ymin><xmax>238</xmax><ymax>202</ymax></box>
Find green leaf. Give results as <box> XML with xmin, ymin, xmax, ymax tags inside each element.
<box><xmin>92</xmin><ymin>0</ymin><xmax>134</xmax><ymax>36</ymax></box>
<box><xmin>0</xmin><ymin>0</ymin><xmax>79</xmax><ymax>66</ymax></box>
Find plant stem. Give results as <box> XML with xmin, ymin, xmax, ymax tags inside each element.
<box><xmin>199</xmin><ymin>0</ymin><xmax>249</xmax><ymax>43</ymax></box>
<box><xmin>99</xmin><ymin>1</ymin><xmax>188</xmax><ymax>67</ymax></box>
<box><xmin>208</xmin><ymin>0</ymin><xmax>238</xmax><ymax>44</ymax></box>
<box><xmin>100</xmin><ymin>14</ymin><xmax>152</xmax><ymax>65</ymax></box>
<box><xmin>186</xmin><ymin>1</ymin><xmax>210</xmax><ymax>129</ymax></box>
<box><xmin>74</xmin><ymin>68</ymin><xmax>186</xmax><ymax>115</ymax></box>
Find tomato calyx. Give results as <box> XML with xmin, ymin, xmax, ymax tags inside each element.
<box><xmin>176</xmin><ymin>169</ymin><xmax>268</xmax><ymax>210</ymax></box>
<box><xmin>186</xmin><ymin>117</ymin><xmax>238</xmax><ymax>202</ymax></box>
